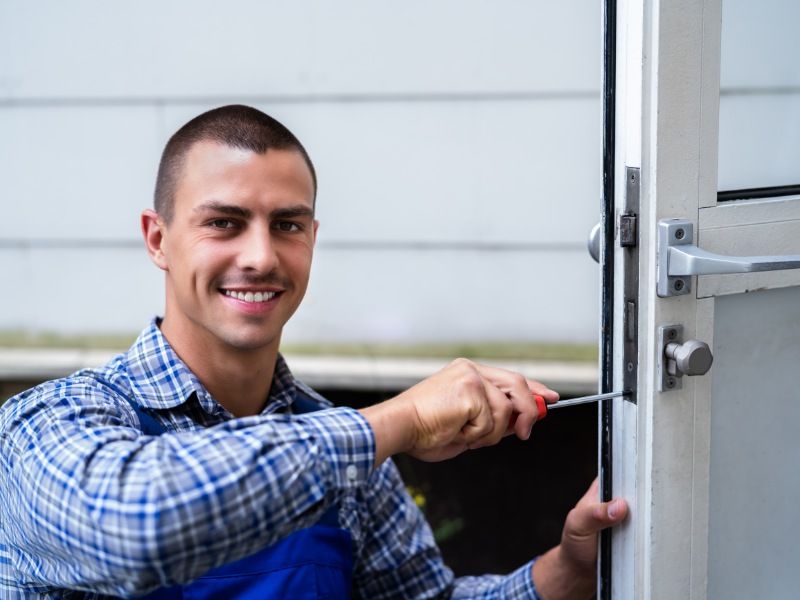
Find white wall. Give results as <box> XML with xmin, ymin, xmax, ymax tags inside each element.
<box><xmin>0</xmin><ymin>1</ymin><xmax>601</xmax><ymax>344</ymax></box>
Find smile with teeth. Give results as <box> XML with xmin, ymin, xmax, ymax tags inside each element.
<box><xmin>223</xmin><ymin>290</ymin><xmax>278</xmax><ymax>303</ymax></box>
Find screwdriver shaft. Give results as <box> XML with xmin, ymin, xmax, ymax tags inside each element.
<box><xmin>549</xmin><ymin>390</ymin><xmax>628</xmax><ymax>410</ymax></box>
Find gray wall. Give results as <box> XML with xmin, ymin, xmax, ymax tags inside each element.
<box><xmin>1</xmin><ymin>0</ymin><xmax>796</xmax><ymax>345</ymax></box>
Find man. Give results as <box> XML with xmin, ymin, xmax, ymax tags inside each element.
<box><xmin>0</xmin><ymin>105</ymin><xmax>627</xmax><ymax>598</ymax></box>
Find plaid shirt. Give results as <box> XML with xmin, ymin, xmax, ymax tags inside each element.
<box><xmin>0</xmin><ymin>320</ymin><xmax>540</xmax><ymax>599</ymax></box>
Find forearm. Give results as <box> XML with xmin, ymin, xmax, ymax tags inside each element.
<box><xmin>532</xmin><ymin>547</ymin><xmax>595</xmax><ymax>600</ymax></box>
<box><xmin>450</xmin><ymin>562</ymin><xmax>541</xmax><ymax>599</ymax></box>
<box><xmin>1</xmin><ymin>406</ymin><xmax>374</xmax><ymax>595</ymax></box>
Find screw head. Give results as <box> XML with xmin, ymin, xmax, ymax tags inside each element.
<box><xmin>666</xmin><ymin>377</ymin><xmax>676</xmax><ymax>388</ymax></box>
<box><xmin>674</xmin><ymin>279</ymin><xmax>685</xmax><ymax>291</ymax></box>
<box><xmin>668</xmin><ymin>329</ymin><xmax>677</xmax><ymax>340</ymax></box>
<box><xmin>627</xmin><ymin>362</ymin><xmax>634</xmax><ymax>372</ymax></box>
<box><xmin>675</xmin><ymin>228</ymin><xmax>686</xmax><ymax>240</ymax></box>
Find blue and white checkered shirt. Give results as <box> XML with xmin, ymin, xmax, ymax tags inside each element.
<box><xmin>0</xmin><ymin>319</ymin><xmax>540</xmax><ymax>598</ymax></box>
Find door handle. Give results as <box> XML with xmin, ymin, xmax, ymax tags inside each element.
<box><xmin>658</xmin><ymin>219</ymin><xmax>800</xmax><ymax>297</ymax></box>
<box><xmin>588</xmin><ymin>222</ymin><xmax>601</xmax><ymax>263</ymax></box>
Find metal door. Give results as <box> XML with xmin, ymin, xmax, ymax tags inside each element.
<box><xmin>603</xmin><ymin>0</ymin><xmax>800</xmax><ymax>598</ymax></box>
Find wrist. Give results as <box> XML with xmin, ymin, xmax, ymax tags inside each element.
<box><xmin>358</xmin><ymin>395</ymin><xmax>418</xmax><ymax>466</ymax></box>
<box><xmin>532</xmin><ymin>545</ymin><xmax>595</xmax><ymax>600</ymax></box>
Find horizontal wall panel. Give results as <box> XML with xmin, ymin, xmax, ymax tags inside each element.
<box><xmin>0</xmin><ymin>1</ymin><xmax>600</xmax><ymax>100</ymax></box>
<box><xmin>0</xmin><ymin>248</ymin><xmax>163</xmax><ymax>334</ymax></box>
<box><xmin>0</xmin><ymin>105</ymin><xmax>161</xmax><ymax>240</ymax></box>
<box><xmin>0</xmin><ymin>246</ymin><xmax>600</xmax><ymax>344</ymax></box>
<box><xmin>286</xmin><ymin>246</ymin><xmax>599</xmax><ymax>344</ymax></box>
<box><xmin>2</xmin><ymin>98</ymin><xmax>601</xmax><ymax>245</ymax></box>
<box><xmin>165</xmin><ymin>97</ymin><xmax>602</xmax><ymax>245</ymax></box>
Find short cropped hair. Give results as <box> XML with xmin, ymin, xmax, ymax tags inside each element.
<box><xmin>154</xmin><ymin>105</ymin><xmax>317</xmax><ymax>222</ymax></box>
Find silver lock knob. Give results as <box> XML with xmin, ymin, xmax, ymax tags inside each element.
<box><xmin>665</xmin><ymin>339</ymin><xmax>713</xmax><ymax>376</ymax></box>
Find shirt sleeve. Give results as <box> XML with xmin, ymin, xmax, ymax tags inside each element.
<box><xmin>351</xmin><ymin>459</ymin><xmax>542</xmax><ymax>599</ymax></box>
<box><xmin>0</xmin><ymin>377</ymin><xmax>375</xmax><ymax>596</ymax></box>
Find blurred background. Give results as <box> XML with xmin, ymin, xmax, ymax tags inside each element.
<box><xmin>1</xmin><ymin>0</ymin><xmax>797</xmax><ymax>577</ymax></box>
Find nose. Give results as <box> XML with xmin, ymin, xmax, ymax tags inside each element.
<box><xmin>237</xmin><ymin>225</ymin><xmax>279</xmax><ymax>274</ymax></box>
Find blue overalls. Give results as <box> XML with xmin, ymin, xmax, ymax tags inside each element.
<box><xmin>123</xmin><ymin>392</ymin><xmax>354</xmax><ymax>599</ymax></box>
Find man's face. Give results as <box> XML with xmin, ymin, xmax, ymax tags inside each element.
<box><xmin>156</xmin><ymin>140</ymin><xmax>317</xmax><ymax>353</ymax></box>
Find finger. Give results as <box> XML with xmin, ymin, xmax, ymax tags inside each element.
<box><xmin>469</xmin><ymin>364</ymin><xmax>551</xmax><ymax>436</ymax></box>
<box><xmin>528</xmin><ymin>380</ymin><xmax>560</xmax><ymax>403</ymax></box>
<box><xmin>472</xmin><ymin>363</ymin><xmax>559</xmax><ymax>403</ymax></box>
<box><xmin>456</xmin><ymin>383</ymin><xmax>495</xmax><ymax>446</ymax></box>
<box><xmin>468</xmin><ymin>381</ymin><xmax>511</xmax><ymax>449</ymax></box>
<box><xmin>489</xmin><ymin>371</ymin><xmax>538</xmax><ymax>439</ymax></box>
<box><xmin>565</xmin><ymin>494</ymin><xmax>628</xmax><ymax>537</ymax></box>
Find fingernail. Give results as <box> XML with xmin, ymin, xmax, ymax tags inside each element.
<box><xmin>607</xmin><ymin>500</ymin><xmax>622</xmax><ymax>519</ymax></box>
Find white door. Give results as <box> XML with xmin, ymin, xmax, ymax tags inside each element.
<box><xmin>604</xmin><ymin>0</ymin><xmax>800</xmax><ymax>598</ymax></box>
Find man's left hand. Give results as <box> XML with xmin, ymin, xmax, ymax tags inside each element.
<box><xmin>532</xmin><ymin>478</ymin><xmax>628</xmax><ymax>600</ymax></box>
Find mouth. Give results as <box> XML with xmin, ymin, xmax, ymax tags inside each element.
<box><xmin>220</xmin><ymin>289</ymin><xmax>282</xmax><ymax>304</ymax></box>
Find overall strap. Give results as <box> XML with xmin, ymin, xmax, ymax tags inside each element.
<box><xmin>114</xmin><ymin>381</ymin><xmax>354</xmax><ymax>599</ymax></box>
<box><xmin>121</xmin><ymin>395</ymin><xmax>167</xmax><ymax>436</ymax></box>
<box><xmin>91</xmin><ymin>373</ymin><xmax>167</xmax><ymax>436</ymax></box>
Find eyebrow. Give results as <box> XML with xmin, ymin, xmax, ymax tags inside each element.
<box><xmin>194</xmin><ymin>201</ymin><xmax>314</xmax><ymax>220</ymax></box>
<box><xmin>194</xmin><ymin>201</ymin><xmax>253</xmax><ymax>219</ymax></box>
<box><xmin>271</xmin><ymin>206</ymin><xmax>315</xmax><ymax>220</ymax></box>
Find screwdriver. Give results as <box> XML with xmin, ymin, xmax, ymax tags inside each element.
<box><xmin>532</xmin><ymin>390</ymin><xmax>629</xmax><ymax>420</ymax></box>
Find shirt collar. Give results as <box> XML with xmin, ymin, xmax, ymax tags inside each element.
<box><xmin>124</xmin><ymin>318</ymin><xmax>297</xmax><ymax>415</ymax></box>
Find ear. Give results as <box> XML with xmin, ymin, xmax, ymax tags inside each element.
<box><xmin>312</xmin><ymin>219</ymin><xmax>320</xmax><ymax>246</ymax></box>
<box><xmin>141</xmin><ymin>209</ymin><xmax>169</xmax><ymax>271</ymax></box>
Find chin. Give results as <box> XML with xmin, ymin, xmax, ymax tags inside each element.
<box><xmin>216</xmin><ymin>328</ymin><xmax>279</xmax><ymax>353</ymax></box>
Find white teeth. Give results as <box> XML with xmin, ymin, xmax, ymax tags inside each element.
<box><xmin>224</xmin><ymin>290</ymin><xmax>276</xmax><ymax>303</ymax></box>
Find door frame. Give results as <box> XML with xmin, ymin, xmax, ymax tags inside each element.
<box><xmin>606</xmin><ymin>0</ymin><xmax>723</xmax><ymax>598</ymax></box>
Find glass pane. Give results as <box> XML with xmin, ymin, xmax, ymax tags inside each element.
<box><xmin>718</xmin><ymin>0</ymin><xmax>800</xmax><ymax>191</ymax></box>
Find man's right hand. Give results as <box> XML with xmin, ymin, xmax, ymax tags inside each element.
<box><xmin>359</xmin><ymin>358</ymin><xmax>558</xmax><ymax>466</ymax></box>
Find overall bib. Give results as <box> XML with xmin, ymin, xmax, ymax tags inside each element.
<box><xmin>123</xmin><ymin>392</ymin><xmax>354</xmax><ymax>599</ymax></box>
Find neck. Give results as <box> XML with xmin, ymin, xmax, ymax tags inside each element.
<box><xmin>159</xmin><ymin>316</ymin><xmax>279</xmax><ymax>418</ymax></box>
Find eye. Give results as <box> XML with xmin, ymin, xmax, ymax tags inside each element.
<box><xmin>274</xmin><ymin>221</ymin><xmax>301</xmax><ymax>233</ymax></box>
<box><xmin>208</xmin><ymin>219</ymin><xmax>237</xmax><ymax>229</ymax></box>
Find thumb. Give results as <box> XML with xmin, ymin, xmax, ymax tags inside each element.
<box><xmin>566</xmin><ymin>497</ymin><xmax>628</xmax><ymax>538</ymax></box>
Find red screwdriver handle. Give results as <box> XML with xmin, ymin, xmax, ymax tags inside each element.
<box><xmin>533</xmin><ymin>394</ymin><xmax>547</xmax><ymax>421</ymax></box>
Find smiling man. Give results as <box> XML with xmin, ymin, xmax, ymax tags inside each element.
<box><xmin>0</xmin><ymin>105</ymin><xmax>626</xmax><ymax>599</ymax></box>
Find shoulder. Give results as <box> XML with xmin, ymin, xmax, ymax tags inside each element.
<box><xmin>0</xmin><ymin>356</ymin><xmax>138</xmax><ymax>443</ymax></box>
